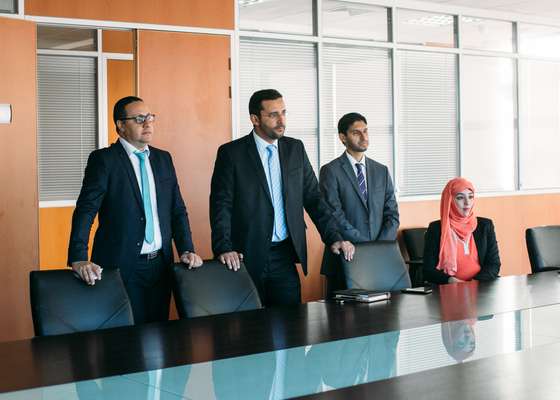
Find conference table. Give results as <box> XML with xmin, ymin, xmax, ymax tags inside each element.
<box><xmin>2</xmin><ymin>272</ymin><xmax>560</xmax><ymax>399</ymax></box>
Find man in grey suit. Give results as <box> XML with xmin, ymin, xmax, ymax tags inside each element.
<box><xmin>319</xmin><ymin>112</ymin><xmax>399</xmax><ymax>297</ymax></box>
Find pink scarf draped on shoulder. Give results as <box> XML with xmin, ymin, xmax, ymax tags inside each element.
<box><xmin>436</xmin><ymin>177</ymin><xmax>478</xmax><ymax>276</ymax></box>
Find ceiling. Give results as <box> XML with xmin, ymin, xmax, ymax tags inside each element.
<box><xmin>420</xmin><ymin>0</ymin><xmax>560</xmax><ymax>20</ymax></box>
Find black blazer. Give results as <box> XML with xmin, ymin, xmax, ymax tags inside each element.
<box><xmin>67</xmin><ymin>141</ymin><xmax>194</xmax><ymax>280</ymax></box>
<box><xmin>319</xmin><ymin>153</ymin><xmax>399</xmax><ymax>275</ymax></box>
<box><xmin>210</xmin><ymin>133</ymin><xmax>341</xmax><ymax>278</ymax></box>
<box><xmin>423</xmin><ymin>217</ymin><xmax>501</xmax><ymax>284</ymax></box>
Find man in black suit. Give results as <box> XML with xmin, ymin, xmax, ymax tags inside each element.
<box><xmin>210</xmin><ymin>89</ymin><xmax>354</xmax><ymax>307</ymax></box>
<box><xmin>319</xmin><ymin>112</ymin><xmax>399</xmax><ymax>297</ymax></box>
<box><xmin>68</xmin><ymin>96</ymin><xmax>203</xmax><ymax>324</ymax></box>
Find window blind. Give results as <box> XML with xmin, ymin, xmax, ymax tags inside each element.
<box><xmin>38</xmin><ymin>55</ymin><xmax>97</xmax><ymax>201</ymax></box>
<box><xmin>397</xmin><ymin>50</ymin><xmax>458</xmax><ymax>196</ymax></box>
<box><xmin>320</xmin><ymin>44</ymin><xmax>393</xmax><ymax>172</ymax></box>
<box><xmin>239</xmin><ymin>38</ymin><xmax>319</xmax><ymax>171</ymax></box>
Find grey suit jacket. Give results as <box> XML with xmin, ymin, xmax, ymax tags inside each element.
<box><xmin>319</xmin><ymin>152</ymin><xmax>399</xmax><ymax>275</ymax></box>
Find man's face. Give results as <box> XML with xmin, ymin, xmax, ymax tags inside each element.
<box><xmin>339</xmin><ymin>120</ymin><xmax>369</xmax><ymax>153</ymax></box>
<box><xmin>116</xmin><ymin>101</ymin><xmax>154</xmax><ymax>150</ymax></box>
<box><xmin>251</xmin><ymin>97</ymin><xmax>287</xmax><ymax>142</ymax></box>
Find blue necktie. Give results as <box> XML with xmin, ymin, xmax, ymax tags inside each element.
<box><xmin>267</xmin><ymin>145</ymin><xmax>288</xmax><ymax>241</ymax></box>
<box><xmin>356</xmin><ymin>163</ymin><xmax>368</xmax><ymax>203</ymax></box>
<box><xmin>134</xmin><ymin>151</ymin><xmax>154</xmax><ymax>244</ymax></box>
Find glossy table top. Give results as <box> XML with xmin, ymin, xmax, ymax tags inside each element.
<box><xmin>3</xmin><ymin>303</ymin><xmax>560</xmax><ymax>399</ymax></box>
<box><xmin>2</xmin><ymin>272</ymin><xmax>560</xmax><ymax>399</ymax></box>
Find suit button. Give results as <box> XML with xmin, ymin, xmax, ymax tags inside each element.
<box><xmin>140</xmin><ymin>217</ymin><xmax>144</xmax><ymax>222</ymax></box>
<box><xmin>136</xmin><ymin>242</ymin><xmax>141</xmax><ymax>247</ymax></box>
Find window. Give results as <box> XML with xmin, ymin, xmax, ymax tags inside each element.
<box><xmin>322</xmin><ymin>1</ymin><xmax>390</xmax><ymax>42</ymax></box>
<box><xmin>320</xmin><ymin>45</ymin><xmax>393</xmax><ymax>171</ymax></box>
<box><xmin>397</xmin><ymin>9</ymin><xmax>456</xmax><ymax>48</ymax></box>
<box><xmin>519</xmin><ymin>59</ymin><xmax>560</xmax><ymax>189</ymax></box>
<box><xmin>37</xmin><ymin>25</ymin><xmax>98</xmax><ymax>51</ymax></box>
<box><xmin>461</xmin><ymin>17</ymin><xmax>514</xmax><ymax>53</ymax></box>
<box><xmin>397</xmin><ymin>51</ymin><xmax>458</xmax><ymax>196</ymax></box>
<box><xmin>235</xmin><ymin>1</ymin><xmax>560</xmax><ymax>196</ymax></box>
<box><xmin>239</xmin><ymin>39</ymin><xmax>319</xmax><ymax>170</ymax></box>
<box><xmin>0</xmin><ymin>0</ymin><xmax>16</xmax><ymax>14</ymax></box>
<box><xmin>518</xmin><ymin>23</ymin><xmax>560</xmax><ymax>58</ymax></box>
<box><xmin>239</xmin><ymin>0</ymin><xmax>314</xmax><ymax>35</ymax></box>
<box><xmin>37</xmin><ymin>55</ymin><xmax>97</xmax><ymax>202</ymax></box>
<box><xmin>461</xmin><ymin>56</ymin><xmax>516</xmax><ymax>192</ymax></box>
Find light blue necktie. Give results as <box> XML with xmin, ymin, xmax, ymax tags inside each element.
<box><xmin>267</xmin><ymin>145</ymin><xmax>288</xmax><ymax>241</ymax></box>
<box><xmin>134</xmin><ymin>151</ymin><xmax>154</xmax><ymax>244</ymax></box>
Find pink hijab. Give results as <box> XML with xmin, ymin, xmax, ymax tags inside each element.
<box><xmin>436</xmin><ymin>178</ymin><xmax>478</xmax><ymax>276</ymax></box>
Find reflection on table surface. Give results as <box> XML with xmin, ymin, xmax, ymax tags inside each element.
<box><xmin>3</xmin><ymin>300</ymin><xmax>560</xmax><ymax>400</ymax></box>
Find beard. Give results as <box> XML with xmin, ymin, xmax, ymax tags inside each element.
<box><xmin>262</xmin><ymin>125</ymin><xmax>285</xmax><ymax>140</ymax></box>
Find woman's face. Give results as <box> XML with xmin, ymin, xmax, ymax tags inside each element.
<box><xmin>454</xmin><ymin>189</ymin><xmax>474</xmax><ymax>217</ymax></box>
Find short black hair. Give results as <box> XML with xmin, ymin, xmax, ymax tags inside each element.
<box><xmin>248</xmin><ymin>89</ymin><xmax>283</xmax><ymax>117</ymax></box>
<box><xmin>338</xmin><ymin>112</ymin><xmax>367</xmax><ymax>135</ymax></box>
<box><xmin>113</xmin><ymin>96</ymin><xmax>143</xmax><ymax>131</ymax></box>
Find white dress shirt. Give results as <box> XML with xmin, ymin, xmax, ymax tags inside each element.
<box><xmin>119</xmin><ymin>137</ymin><xmax>162</xmax><ymax>253</ymax></box>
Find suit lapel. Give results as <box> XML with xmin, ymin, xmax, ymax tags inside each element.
<box><xmin>365</xmin><ymin>157</ymin><xmax>376</xmax><ymax>212</ymax></box>
<box><xmin>339</xmin><ymin>153</ymin><xmax>368</xmax><ymax>210</ymax></box>
<box><xmin>246</xmin><ymin>134</ymin><xmax>273</xmax><ymax>204</ymax></box>
<box><xmin>148</xmin><ymin>148</ymin><xmax>164</xmax><ymax>218</ymax></box>
<box><xmin>278</xmin><ymin>138</ymin><xmax>290</xmax><ymax>203</ymax></box>
<box><xmin>115</xmin><ymin>141</ymin><xmax>143</xmax><ymax>209</ymax></box>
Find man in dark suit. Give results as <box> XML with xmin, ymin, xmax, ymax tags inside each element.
<box><xmin>319</xmin><ymin>112</ymin><xmax>399</xmax><ymax>297</ymax></box>
<box><xmin>210</xmin><ymin>89</ymin><xmax>354</xmax><ymax>307</ymax></box>
<box><xmin>68</xmin><ymin>96</ymin><xmax>203</xmax><ymax>324</ymax></box>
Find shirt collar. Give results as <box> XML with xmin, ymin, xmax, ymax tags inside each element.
<box><xmin>253</xmin><ymin>130</ymin><xmax>278</xmax><ymax>153</ymax></box>
<box><xmin>119</xmin><ymin>137</ymin><xmax>150</xmax><ymax>157</ymax></box>
<box><xmin>345</xmin><ymin>151</ymin><xmax>365</xmax><ymax>167</ymax></box>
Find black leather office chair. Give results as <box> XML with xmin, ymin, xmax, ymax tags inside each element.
<box><xmin>30</xmin><ymin>269</ymin><xmax>134</xmax><ymax>336</ymax></box>
<box><xmin>525</xmin><ymin>226</ymin><xmax>560</xmax><ymax>273</ymax></box>
<box><xmin>172</xmin><ymin>261</ymin><xmax>262</xmax><ymax>318</ymax></box>
<box><xmin>341</xmin><ymin>241</ymin><xmax>411</xmax><ymax>291</ymax></box>
<box><xmin>402</xmin><ymin>227</ymin><xmax>427</xmax><ymax>287</ymax></box>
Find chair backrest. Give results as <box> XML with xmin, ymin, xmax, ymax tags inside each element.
<box><xmin>172</xmin><ymin>261</ymin><xmax>262</xmax><ymax>318</ymax></box>
<box><xmin>341</xmin><ymin>241</ymin><xmax>411</xmax><ymax>291</ymax></box>
<box><xmin>402</xmin><ymin>228</ymin><xmax>427</xmax><ymax>261</ymax></box>
<box><xmin>525</xmin><ymin>226</ymin><xmax>560</xmax><ymax>273</ymax></box>
<box><xmin>30</xmin><ymin>269</ymin><xmax>134</xmax><ymax>336</ymax></box>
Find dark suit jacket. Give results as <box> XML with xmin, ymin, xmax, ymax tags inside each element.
<box><xmin>423</xmin><ymin>217</ymin><xmax>501</xmax><ymax>284</ymax></box>
<box><xmin>210</xmin><ymin>133</ymin><xmax>341</xmax><ymax>279</ymax></box>
<box><xmin>67</xmin><ymin>141</ymin><xmax>194</xmax><ymax>281</ymax></box>
<box><xmin>319</xmin><ymin>153</ymin><xmax>399</xmax><ymax>275</ymax></box>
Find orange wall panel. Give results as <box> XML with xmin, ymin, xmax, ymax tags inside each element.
<box><xmin>39</xmin><ymin>208</ymin><xmax>98</xmax><ymax>269</ymax></box>
<box><xmin>0</xmin><ymin>17</ymin><xmax>38</xmax><ymax>342</ymax></box>
<box><xmin>26</xmin><ymin>0</ymin><xmax>234</xmax><ymax>30</ymax></box>
<box><xmin>138</xmin><ymin>30</ymin><xmax>231</xmax><ymax>261</ymax></box>
<box><xmin>107</xmin><ymin>59</ymin><xmax>136</xmax><ymax>144</ymax></box>
<box><xmin>103</xmin><ymin>30</ymin><xmax>135</xmax><ymax>54</ymax></box>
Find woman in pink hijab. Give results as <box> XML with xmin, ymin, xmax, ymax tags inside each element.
<box><xmin>423</xmin><ymin>177</ymin><xmax>501</xmax><ymax>284</ymax></box>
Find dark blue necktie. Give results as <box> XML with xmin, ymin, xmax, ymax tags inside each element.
<box><xmin>356</xmin><ymin>163</ymin><xmax>367</xmax><ymax>203</ymax></box>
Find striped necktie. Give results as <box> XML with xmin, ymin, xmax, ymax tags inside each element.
<box><xmin>134</xmin><ymin>150</ymin><xmax>155</xmax><ymax>244</ymax></box>
<box><xmin>356</xmin><ymin>163</ymin><xmax>368</xmax><ymax>203</ymax></box>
